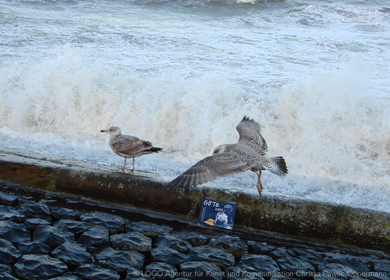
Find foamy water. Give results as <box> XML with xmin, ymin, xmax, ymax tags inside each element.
<box><xmin>1</xmin><ymin>0</ymin><xmax>389</xmax><ymax>213</ymax></box>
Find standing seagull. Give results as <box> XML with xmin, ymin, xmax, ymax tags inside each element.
<box><xmin>169</xmin><ymin>117</ymin><xmax>287</xmax><ymax>196</ymax></box>
<box><xmin>101</xmin><ymin>126</ymin><xmax>162</xmax><ymax>172</ymax></box>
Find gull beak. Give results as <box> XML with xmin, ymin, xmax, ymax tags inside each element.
<box><xmin>100</xmin><ymin>129</ymin><xmax>107</xmax><ymax>133</ymax></box>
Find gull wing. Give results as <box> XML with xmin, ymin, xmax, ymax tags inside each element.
<box><xmin>236</xmin><ymin>116</ymin><xmax>268</xmax><ymax>153</ymax></box>
<box><xmin>169</xmin><ymin>152</ymin><xmax>251</xmax><ymax>188</ymax></box>
<box><xmin>112</xmin><ymin>135</ymin><xmax>152</xmax><ymax>155</ymax></box>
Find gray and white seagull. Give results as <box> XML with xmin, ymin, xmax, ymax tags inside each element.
<box><xmin>170</xmin><ymin>116</ymin><xmax>288</xmax><ymax>196</ymax></box>
<box><xmin>101</xmin><ymin>126</ymin><xmax>162</xmax><ymax>172</ymax></box>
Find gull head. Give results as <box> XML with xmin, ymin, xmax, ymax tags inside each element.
<box><xmin>212</xmin><ymin>144</ymin><xmax>232</xmax><ymax>155</ymax></box>
<box><xmin>100</xmin><ymin>126</ymin><xmax>121</xmax><ymax>136</ymax></box>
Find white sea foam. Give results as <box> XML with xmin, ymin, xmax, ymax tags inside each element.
<box><xmin>1</xmin><ymin>53</ymin><xmax>389</xmax><ymax>212</ymax></box>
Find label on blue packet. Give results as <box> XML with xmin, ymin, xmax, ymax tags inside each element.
<box><xmin>198</xmin><ymin>198</ymin><xmax>236</xmax><ymax>230</ymax></box>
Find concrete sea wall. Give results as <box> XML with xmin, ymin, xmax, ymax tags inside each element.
<box><xmin>0</xmin><ymin>147</ymin><xmax>389</xmax><ymax>251</ymax></box>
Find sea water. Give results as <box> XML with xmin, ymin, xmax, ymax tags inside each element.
<box><xmin>1</xmin><ymin>0</ymin><xmax>389</xmax><ymax>212</ymax></box>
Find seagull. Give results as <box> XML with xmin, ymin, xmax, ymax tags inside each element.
<box><xmin>169</xmin><ymin>116</ymin><xmax>288</xmax><ymax>196</ymax></box>
<box><xmin>101</xmin><ymin>126</ymin><xmax>162</xmax><ymax>172</ymax></box>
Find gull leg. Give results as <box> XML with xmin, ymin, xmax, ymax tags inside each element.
<box><xmin>121</xmin><ymin>158</ymin><xmax>127</xmax><ymax>171</ymax></box>
<box><xmin>256</xmin><ymin>170</ymin><xmax>263</xmax><ymax>196</ymax></box>
<box><xmin>131</xmin><ymin>157</ymin><xmax>135</xmax><ymax>172</ymax></box>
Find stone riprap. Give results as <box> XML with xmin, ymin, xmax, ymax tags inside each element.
<box><xmin>0</xmin><ymin>182</ymin><xmax>389</xmax><ymax>280</ymax></box>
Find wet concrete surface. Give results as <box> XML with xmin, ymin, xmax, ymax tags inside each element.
<box><xmin>0</xmin><ymin>180</ymin><xmax>389</xmax><ymax>280</ymax></box>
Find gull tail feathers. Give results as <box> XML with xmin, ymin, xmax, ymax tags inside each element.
<box><xmin>145</xmin><ymin>147</ymin><xmax>163</xmax><ymax>153</ymax></box>
<box><xmin>266</xmin><ymin>156</ymin><xmax>288</xmax><ymax>176</ymax></box>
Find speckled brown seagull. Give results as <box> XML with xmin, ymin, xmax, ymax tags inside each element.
<box><xmin>101</xmin><ymin>126</ymin><xmax>162</xmax><ymax>172</ymax></box>
<box><xmin>169</xmin><ymin>116</ymin><xmax>288</xmax><ymax>196</ymax></box>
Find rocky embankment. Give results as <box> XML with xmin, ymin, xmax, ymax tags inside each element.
<box><xmin>0</xmin><ymin>181</ymin><xmax>389</xmax><ymax>280</ymax></box>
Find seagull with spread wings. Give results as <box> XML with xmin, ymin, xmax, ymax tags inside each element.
<box><xmin>169</xmin><ymin>116</ymin><xmax>288</xmax><ymax>196</ymax></box>
<box><xmin>101</xmin><ymin>126</ymin><xmax>162</xmax><ymax>171</ymax></box>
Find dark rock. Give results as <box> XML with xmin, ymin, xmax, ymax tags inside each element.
<box><xmin>0</xmin><ymin>273</ymin><xmax>19</xmax><ymax>280</ymax></box>
<box><xmin>0</xmin><ymin>192</ymin><xmax>18</xmax><ymax>206</ymax></box>
<box><xmin>16</xmin><ymin>195</ymin><xmax>33</xmax><ymax>201</ymax></box>
<box><xmin>269</xmin><ymin>276</ymin><xmax>295</xmax><ymax>280</ymax></box>
<box><xmin>187</xmin><ymin>245</ymin><xmax>235</xmax><ymax>269</ymax></box>
<box><xmin>270</xmin><ymin>275</ymin><xmax>295</xmax><ymax>280</ymax></box>
<box><xmin>287</xmin><ymin>248</ymin><xmax>327</xmax><ymax>268</ymax></box>
<box><xmin>0</xmin><ymin>220</ymin><xmax>30</xmax><ymax>243</ymax></box>
<box><xmin>145</xmin><ymin>262</ymin><xmax>177</xmax><ymax>279</ymax></box>
<box><xmin>14</xmin><ymin>254</ymin><xmax>68</xmax><ymax>279</ymax></box>
<box><xmin>180</xmin><ymin>261</ymin><xmax>224</xmax><ymax>280</ymax></box>
<box><xmin>375</xmin><ymin>261</ymin><xmax>390</xmax><ymax>273</ymax></box>
<box><xmin>129</xmin><ymin>221</ymin><xmax>173</xmax><ymax>238</ymax></box>
<box><xmin>349</xmin><ymin>277</ymin><xmax>369</xmax><ymax>280</ymax></box>
<box><xmin>277</xmin><ymin>256</ymin><xmax>316</xmax><ymax>278</ymax></box>
<box><xmin>335</xmin><ymin>258</ymin><xmax>371</xmax><ymax>273</ymax></box>
<box><xmin>50</xmin><ymin>207</ymin><xmax>80</xmax><ymax>220</ymax></box>
<box><xmin>33</xmin><ymin>225</ymin><xmax>74</xmax><ymax>249</ymax></box>
<box><xmin>208</xmin><ymin>235</ymin><xmax>248</xmax><ymax>258</ymax></box>
<box><xmin>73</xmin><ymin>264</ymin><xmax>120</xmax><ymax>280</ymax></box>
<box><xmin>348</xmin><ymin>276</ymin><xmax>368</xmax><ymax>280</ymax></box>
<box><xmin>0</xmin><ymin>263</ymin><xmax>12</xmax><ymax>274</ymax></box>
<box><xmin>126</xmin><ymin>267</ymin><xmax>151</xmax><ymax>280</ymax></box>
<box><xmin>269</xmin><ymin>247</ymin><xmax>290</xmax><ymax>259</ymax></box>
<box><xmin>247</xmin><ymin>241</ymin><xmax>277</xmax><ymax>254</ymax></box>
<box><xmin>173</xmin><ymin>231</ymin><xmax>210</xmax><ymax>247</ymax></box>
<box><xmin>17</xmin><ymin>240</ymin><xmax>51</xmax><ymax>255</ymax></box>
<box><xmin>50</xmin><ymin>272</ymin><xmax>82</xmax><ymax>280</ymax></box>
<box><xmin>51</xmin><ymin>241</ymin><xmax>93</xmax><ymax>266</ymax></box>
<box><xmin>25</xmin><ymin>218</ymin><xmax>51</xmax><ymax>230</ymax></box>
<box><xmin>95</xmin><ymin>247</ymin><xmax>145</xmax><ymax>271</ymax></box>
<box><xmin>317</xmin><ymin>263</ymin><xmax>357</xmax><ymax>279</ymax></box>
<box><xmin>325</xmin><ymin>254</ymin><xmax>371</xmax><ymax>273</ymax></box>
<box><xmin>314</xmin><ymin>275</ymin><xmax>340</xmax><ymax>280</ymax></box>
<box><xmin>238</xmin><ymin>254</ymin><xmax>280</xmax><ymax>276</ymax></box>
<box><xmin>55</xmin><ymin>219</ymin><xmax>91</xmax><ymax>236</ymax></box>
<box><xmin>0</xmin><ymin>238</ymin><xmax>22</xmax><ymax>265</ymax></box>
<box><xmin>287</xmin><ymin>248</ymin><xmax>320</xmax><ymax>262</ymax></box>
<box><xmin>0</xmin><ymin>205</ymin><xmax>24</xmax><ymax>222</ymax></box>
<box><xmin>79</xmin><ymin>211</ymin><xmax>128</xmax><ymax>234</ymax></box>
<box><xmin>19</xmin><ymin>202</ymin><xmax>51</xmax><ymax>222</ymax></box>
<box><xmin>77</xmin><ymin>225</ymin><xmax>109</xmax><ymax>253</ymax></box>
<box><xmin>154</xmin><ymin>234</ymin><xmax>192</xmax><ymax>253</ymax></box>
<box><xmin>151</xmin><ymin>247</ymin><xmax>188</xmax><ymax>267</ymax></box>
<box><xmin>368</xmin><ymin>274</ymin><xmax>390</xmax><ymax>280</ymax></box>
<box><xmin>111</xmin><ymin>232</ymin><xmax>152</xmax><ymax>253</ymax></box>
<box><xmin>225</xmin><ymin>266</ymin><xmax>265</xmax><ymax>280</ymax></box>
